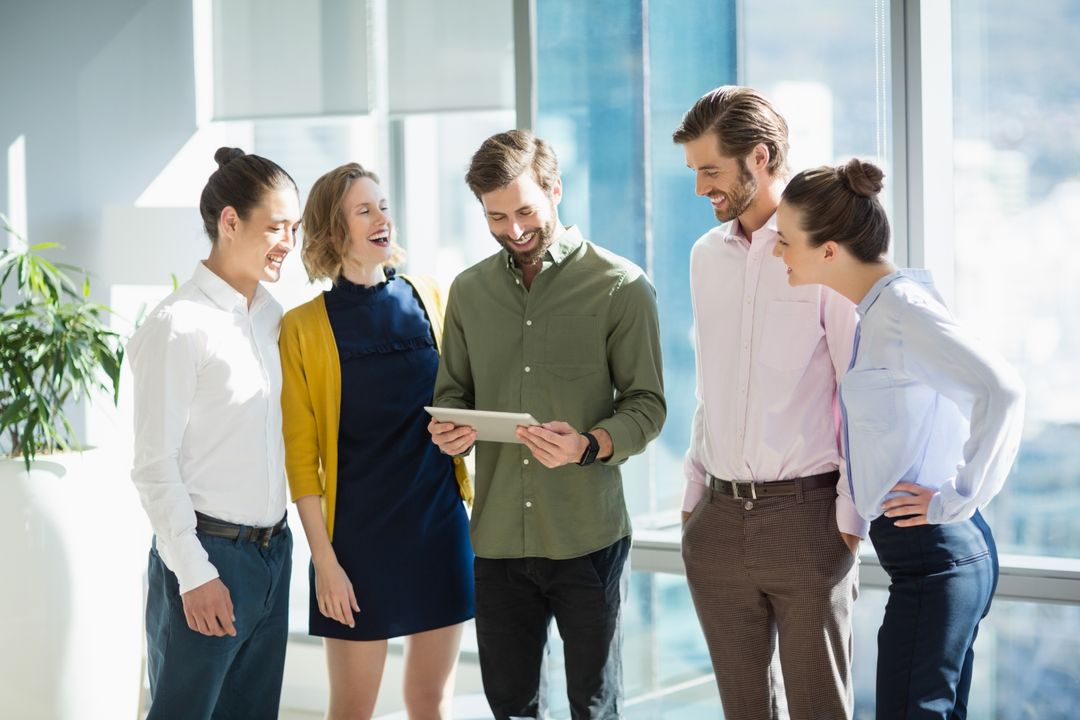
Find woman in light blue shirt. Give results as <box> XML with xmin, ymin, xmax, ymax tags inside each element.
<box><xmin>773</xmin><ymin>158</ymin><xmax>1025</xmax><ymax>719</ymax></box>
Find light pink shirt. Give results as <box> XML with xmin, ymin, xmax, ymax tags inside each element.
<box><xmin>683</xmin><ymin>215</ymin><xmax>868</xmax><ymax>537</ymax></box>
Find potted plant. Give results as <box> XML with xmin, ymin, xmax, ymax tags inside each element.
<box><xmin>0</xmin><ymin>213</ymin><xmax>144</xmax><ymax>719</ymax></box>
<box><xmin>0</xmin><ymin>214</ymin><xmax>123</xmax><ymax>465</ymax></box>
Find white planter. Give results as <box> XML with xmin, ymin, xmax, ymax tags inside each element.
<box><xmin>0</xmin><ymin>450</ymin><xmax>149</xmax><ymax>719</ymax></box>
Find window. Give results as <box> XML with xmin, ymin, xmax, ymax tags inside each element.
<box><xmin>535</xmin><ymin>0</ymin><xmax>892</xmax><ymax>524</ymax></box>
<box><xmin>536</xmin><ymin>0</ymin><xmax>741</xmax><ymax>521</ymax></box>
<box><xmin>950</xmin><ymin>0</ymin><xmax>1080</xmax><ymax>559</ymax></box>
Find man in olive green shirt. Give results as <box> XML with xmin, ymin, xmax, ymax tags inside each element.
<box><xmin>429</xmin><ymin>129</ymin><xmax>665</xmax><ymax>719</ymax></box>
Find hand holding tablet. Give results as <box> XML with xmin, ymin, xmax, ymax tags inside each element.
<box><xmin>425</xmin><ymin>407</ymin><xmax>540</xmax><ymax>444</ymax></box>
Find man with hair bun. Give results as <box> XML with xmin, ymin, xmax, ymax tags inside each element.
<box><xmin>128</xmin><ymin>147</ymin><xmax>300</xmax><ymax>718</ymax></box>
<box><xmin>673</xmin><ymin>87</ymin><xmax>864</xmax><ymax>718</ymax></box>
<box><xmin>429</xmin><ymin>129</ymin><xmax>666</xmax><ymax>719</ymax></box>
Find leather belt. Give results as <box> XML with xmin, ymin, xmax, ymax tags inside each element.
<box><xmin>195</xmin><ymin>511</ymin><xmax>287</xmax><ymax>549</ymax></box>
<box><xmin>707</xmin><ymin>470</ymin><xmax>840</xmax><ymax>500</ymax></box>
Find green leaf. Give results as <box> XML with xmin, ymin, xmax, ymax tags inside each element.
<box><xmin>0</xmin><ymin>231</ymin><xmax>126</xmax><ymax>461</ymax></box>
<box><xmin>0</xmin><ymin>394</ymin><xmax>29</xmax><ymax>429</ymax></box>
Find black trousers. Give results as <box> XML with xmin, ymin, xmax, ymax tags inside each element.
<box><xmin>474</xmin><ymin>536</ymin><xmax>630</xmax><ymax>720</ymax></box>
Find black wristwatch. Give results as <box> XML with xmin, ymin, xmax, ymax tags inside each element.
<box><xmin>577</xmin><ymin>432</ymin><xmax>600</xmax><ymax>466</ymax></box>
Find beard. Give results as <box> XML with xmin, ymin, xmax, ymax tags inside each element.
<box><xmin>493</xmin><ymin>195</ymin><xmax>559</xmax><ymax>267</ymax></box>
<box><xmin>711</xmin><ymin>161</ymin><xmax>758</xmax><ymax>222</ymax></box>
<box><xmin>494</xmin><ymin>220</ymin><xmax>557</xmax><ymax>267</ymax></box>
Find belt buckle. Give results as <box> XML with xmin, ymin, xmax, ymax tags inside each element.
<box><xmin>729</xmin><ymin>480</ymin><xmax>757</xmax><ymax>500</ymax></box>
<box><xmin>258</xmin><ymin>526</ymin><xmax>274</xmax><ymax>549</ymax></box>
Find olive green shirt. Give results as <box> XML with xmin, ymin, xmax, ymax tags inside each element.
<box><xmin>434</xmin><ymin>226</ymin><xmax>666</xmax><ymax>559</ymax></box>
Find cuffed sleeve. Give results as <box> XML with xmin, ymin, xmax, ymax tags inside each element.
<box><xmin>128</xmin><ymin>311</ymin><xmax>217</xmax><ymax>595</ymax></box>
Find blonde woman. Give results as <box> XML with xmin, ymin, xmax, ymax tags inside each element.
<box><xmin>281</xmin><ymin>163</ymin><xmax>474</xmax><ymax>719</ymax></box>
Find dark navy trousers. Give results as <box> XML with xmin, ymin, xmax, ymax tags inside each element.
<box><xmin>145</xmin><ymin>526</ymin><xmax>292</xmax><ymax>720</ymax></box>
<box><xmin>870</xmin><ymin>510</ymin><xmax>998</xmax><ymax>720</ymax></box>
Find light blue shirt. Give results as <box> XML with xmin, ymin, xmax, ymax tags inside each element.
<box><xmin>839</xmin><ymin>269</ymin><xmax>1025</xmax><ymax>524</ymax></box>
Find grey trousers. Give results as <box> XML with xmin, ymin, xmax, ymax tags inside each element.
<box><xmin>682</xmin><ymin>485</ymin><xmax>858</xmax><ymax>720</ymax></box>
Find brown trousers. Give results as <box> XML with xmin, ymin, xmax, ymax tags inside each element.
<box><xmin>682</xmin><ymin>485</ymin><xmax>858</xmax><ymax>720</ymax></box>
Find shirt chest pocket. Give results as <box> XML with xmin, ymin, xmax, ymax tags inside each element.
<box><xmin>545</xmin><ymin>315</ymin><xmax>602</xmax><ymax>380</ymax></box>
<box><xmin>842</xmin><ymin>368</ymin><xmax>895</xmax><ymax>433</ymax></box>
<box><xmin>756</xmin><ymin>301</ymin><xmax>824</xmax><ymax>372</ymax></box>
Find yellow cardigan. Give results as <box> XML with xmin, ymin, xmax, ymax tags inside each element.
<box><xmin>280</xmin><ymin>274</ymin><xmax>472</xmax><ymax>541</ymax></box>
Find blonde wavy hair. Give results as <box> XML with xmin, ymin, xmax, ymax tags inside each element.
<box><xmin>301</xmin><ymin>162</ymin><xmax>406</xmax><ymax>282</ymax></box>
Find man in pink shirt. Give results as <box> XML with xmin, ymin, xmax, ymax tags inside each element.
<box><xmin>673</xmin><ymin>86</ymin><xmax>866</xmax><ymax>719</ymax></box>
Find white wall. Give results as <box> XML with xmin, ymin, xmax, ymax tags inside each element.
<box><xmin>1</xmin><ymin>0</ymin><xmax>203</xmax><ymax>447</ymax></box>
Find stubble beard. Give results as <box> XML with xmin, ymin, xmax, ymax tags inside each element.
<box><xmin>713</xmin><ymin>163</ymin><xmax>759</xmax><ymax>223</ymax></box>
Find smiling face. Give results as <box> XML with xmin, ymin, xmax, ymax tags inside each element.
<box><xmin>480</xmin><ymin>172</ymin><xmax>562</xmax><ymax>267</ymax></box>
<box><xmin>222</xmin><ymin>184</ymin><xmax>301</xmax><ymax>287</ymax></box>
<box><xmin>683</xmin><ymin>132</ymin><xmax>759</xmax><ymax>222</ymax></box>
<box><xmin>340</xmin><ymin>176</ymin><xmax>393</xmax><ymax>275</ymax></box>
<box><xmin>774</xmin><ymin>200</ymin><xmax>828</xmax><ymax>286</ymax></box>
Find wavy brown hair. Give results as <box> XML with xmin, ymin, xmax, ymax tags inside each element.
<box><xmin>301</xmin><ymin>162</ymin><xmax>405</xmax><ymax>282</ymax></box>
<box><xmin>672</xmin><ymin>86</ymin><xmax>789</xmax><ymax>178</ymax></box>
<box><xmin>465</xmin><ymin>129</ymin><xmax>560</xmax><ymax>199</ymax></box>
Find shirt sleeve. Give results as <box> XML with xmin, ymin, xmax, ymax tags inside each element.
<box><xmin>594</xmin><ymin>270</ymin><xmax>667</xmax><ymax>465</ymax></box>
<box><xmin>682</xmin><ymin>257</ymin><xmax>708</xmax><ymax>513</ymax></box>
<box><xmin>682</xmin><ymin>397</ymin><xmax>709</xmax><ymax>513</ymax></box>
<box><xmin>433</xmin><ymin>280</ymin><xmax>476</xmax><ymax>412</ymax></box>
<box><xmin>821</xmin><ymin>287</ymin><xmax>869</xmax><ymax>537</ymax></box>
<box><xmin>128</xmin><ymin>312</ymin><xmax>218</xmax><ymax>594</ymax></box>
<box><xmin>899</xmin><ymin>300</ymin><xmax>1026</xmax><ymax>524</ymax></box>
<box><xmin>280</xmin><ymin>311</ymin><xmax>323</xmax><ymax>501</ymax></box>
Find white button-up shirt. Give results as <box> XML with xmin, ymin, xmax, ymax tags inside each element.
<box><xmin>128</xmin><ymin>262</ymin><xmax>287</xmax><ymax>593</ymax></box>
<box><xmin>840</xmin><ymin>269</ymin><xmax>1025</xmax><ymax>524</ymax></box>
<box><xmin>683</xmin><ymin>215</ymin><xmax>867</xmax><ymax>537</ymax></box>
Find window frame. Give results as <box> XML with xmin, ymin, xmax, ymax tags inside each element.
<box><xmin>507</xmin><ymin>0</ymin><xmax>1080</xmax><ymax>607</ymax></box>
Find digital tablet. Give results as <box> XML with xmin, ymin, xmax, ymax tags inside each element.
<box><xmin>425</xmin><ymin>407</ymin><xmax>540</xmax><ymax>444</ymax></box>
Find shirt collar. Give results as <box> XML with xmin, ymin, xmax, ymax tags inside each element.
<box><xmin>724</xmin><ymin>213</ymin><xmax>779</xmax><ymax>245</ymax></box>
<box><xmin>856</xmin><ymin>267</ymin><xmax>934</xmax><ymax>316</ymax></box>
<box><xmin>192</xmin><ymin>261</ymin><xmax>266</xmax><ymax>314</ymax></box>
<box><xmin>547</xmin><ymin>224</ymin><xmax>584</xmax><ymax>264</ymax></box>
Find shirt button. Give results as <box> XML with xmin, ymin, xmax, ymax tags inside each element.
<box><xmin>524</xmin><ymin>366</ymin><xmax>531</xmax><ymax>373</ymax></box>
<box><xmin>525</xmin><ymin>501</ymin><xmax>533</xmax><ymax>508</ymax></box>
<box><xmin>515</xmin><ymin>279</ymin><xmax>521</xmax><ymax>285</ymax></box>
<box><xmin>526</xmin><ymin>320</ymin><xmax>533</xmax><ymax>326</ymax></box>
<box><xmin>523</xmin><ymin>458</ymin><xmax>530</xmax><ymax>465</ymax></box>
<box><xmin>744</xmin><ymin>501</ymin><xmax>754</xmax><ymax>510</ymax></box>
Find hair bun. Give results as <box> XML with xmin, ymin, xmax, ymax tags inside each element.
<box><xmin>214</xmin><ymin>147</ymin><xmax>247</xmax><ymax>169</ymax></box>
<box><xmin>838</xmin><ymin>158</ymin><xmax>884</xmax><ymax>198</ymax></box>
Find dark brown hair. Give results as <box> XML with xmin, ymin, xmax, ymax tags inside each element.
<box><xmin>465</xmin><ymin>129</ymin><xmax>559</xmax><ymax>199</ymax></box>
<box><xmin>782</xmin><ymin>158</ymin><xmax>889</xmax><ymax>262</ymax></box>
<box><xmin>301</xmin><ymin>162</ymin><xmax>405</xmax><ymax>281</ymax></box>
<box><xmin>199</xmin><ymin>147</ymin><xmax>297</xmax><ymax>243</ymax></box>
<box><xmin>672</xmin><ymin>86</ymin><xmax>789</xmax><ymax>177</ymax></box>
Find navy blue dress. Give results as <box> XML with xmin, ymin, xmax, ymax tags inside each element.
<box><xmin>309</xmin><ymin>272</ymin><xmax>474</xmax><ymax>641</ymax></box>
